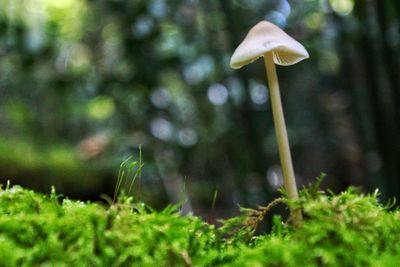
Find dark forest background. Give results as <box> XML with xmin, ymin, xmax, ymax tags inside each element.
<box><xmin>0</xmin><ymin>0</ymin><xmax>399</xmax><ymax>220</ymax></box>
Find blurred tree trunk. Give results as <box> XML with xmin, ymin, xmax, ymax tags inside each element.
<box><xmin>353</xmin><ymin>0</ymin><xmax>400</xmax><ymax>198</ymax></box>
<box><xmin>332</xmin><ymin>14</ymin><xmax>367</xmax><ymax>189</ymax></box>
<box><xmin>392</xmin><ymin>0</ymin><xmax>400</xmax><ymax>16</ymax></box>
<box><xmin>374</xmin><ymin>0</ymin><xmax>400</xmax><ymax>127</ymax></box>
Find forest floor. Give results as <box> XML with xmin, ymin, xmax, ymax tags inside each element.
<box><xmin>0</xmin><ymin>180</ymin><xmax>399</xmax><ymax>266</ymax></box>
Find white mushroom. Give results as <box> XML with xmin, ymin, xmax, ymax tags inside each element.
<box><xmin>230</xmin><ymin>21</ymin><xmax>309</xmax><ymax>68</ymax></box>
<box><xmin>230</xmin><ymin>21</ymin><xmax>309</xmax><ymax>226</ymax></box>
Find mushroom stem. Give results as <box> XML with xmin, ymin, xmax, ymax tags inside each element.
<box><xmin>264</xmin><ymin>52</ymin><xmax>302</xmax><ymax>225</ymax></box>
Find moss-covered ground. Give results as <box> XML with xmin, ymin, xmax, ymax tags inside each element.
<box><xmin>1</xmin><ymin>182</ymin><xmax>400</xmax><ymax>266</ymax></box>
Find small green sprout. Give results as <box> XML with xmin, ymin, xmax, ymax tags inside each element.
<box><xmin>112</xmin><ymin>146</ymin><xmax>144</xmax><ymax>204</ymax></box>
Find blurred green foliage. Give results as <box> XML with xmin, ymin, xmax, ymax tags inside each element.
<box><xmin>0</xmin><ymin>0</ymin><xmax>399</xmax><ymax>217</ymax></box>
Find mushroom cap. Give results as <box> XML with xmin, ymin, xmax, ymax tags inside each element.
<box><xmin>230</xmin><ymin>21</ymin><xmax>309</xmax><ymax>69</ymax></box>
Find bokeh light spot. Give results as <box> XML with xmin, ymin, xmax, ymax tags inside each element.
<box><xmin>149</xmin><ymin>0</ymin><xmax>167</xmax><ymax>18</ymax></box>
<box><xmin>150</xmin><ymin>88</ymin><xmax>171</xmax><ymax>108</ymax></box>
<box><xmin>267</xmin><ymin>165</ymin><xmax>284</xmax><ymax>190</ymax></box>
<box><xmin>183</xmin><ymin>56</ymin><xmax>215</xmax><ymax>85</ymax></box>
<box><xmin>68</xmin><ymin>44</ymin><xmax>92</xmax><ymax>75</ymax></box>
<box><xmin>227</xmin><ymin>77</ymin><xmax>245</xmax><ymax>106</ymax></box>
<box><xmin>87</xmin><ymin>96</ymin><xmax>115</xmax><ymax>120</ymax></box>
<box><xmin>305</xmin><ymin>12</ymin><xmax>326</xmax><ymax>31</ymax></box>
<box><xmin>150</xmin><ymin>117</ymin><xmax>174</xmax><ymax>141</ymax></box>
<box><xmin>178</xmin><ymin>128</ymin><xmax>198</xmax><ymax>147</ymax></box>
<box><xmin>329</xmin><ymin>0</ymin><xmax>354</xmax><ymax>16</ymax></box>
<box><xmin>132</xmin><ymin>16</ymin><xmax>154</xmax><ymax>38</ymax></box>
<box><xmin>250</xmin><ymin>81</ymin><xmax>268</xmax><ymax>105</ymax></box>
<box><xmin>265</xmin><ymin>11</ymin><xmax>287</xmax><ymax>28</ymax></box>
<box><xmin>207</xmin><ymin>83</ymin><xmax>228</xmax><ymax>106</ymax></box>
<box><xmin>277</xmin><ymin>0</ymin><xmax>291</xmax><ymax>18</ymax></box>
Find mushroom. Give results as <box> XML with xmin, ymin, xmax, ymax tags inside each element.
<box><xmin>230</xmin><ymin>21</ymin><xmax>309</xmax><ymax>226</ymax></box>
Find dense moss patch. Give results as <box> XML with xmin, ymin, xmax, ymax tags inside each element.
<box><xmin>229</xmin><ymin>188</ymin><xmax>400</xmax><ymax>266</ymax></box>
<box><xmin>0</xmin><ymin>184</ymin><xmax>400</xmax><ymax>266</ymax></box>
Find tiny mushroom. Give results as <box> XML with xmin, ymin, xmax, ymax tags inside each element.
<box><xmin>230</xmin><ymin>21</ymin><xmax>309</xmax><ymax>226</ymax></box>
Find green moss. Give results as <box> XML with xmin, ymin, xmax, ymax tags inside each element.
<box><xmin>228</xmin><ymin>188</ymin><xmax>400</xmax><ymax>266</ymax></box>
<box><xmin>0</xmin><ymin>184</ymin><xmax>400</xmax><ymax>266</ymax></box>
<box><xmin>0</xmin><ymin>186</ymin><xmax>222</xmax><ymax>266</ymax></box>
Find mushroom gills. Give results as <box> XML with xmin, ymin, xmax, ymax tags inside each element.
<box><xmin>272</xmin><ymin>49</ymin><xmax>308</xmax><ymax>66</ymax></box>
